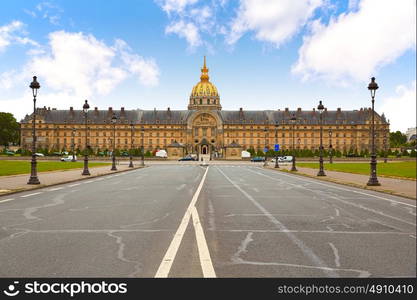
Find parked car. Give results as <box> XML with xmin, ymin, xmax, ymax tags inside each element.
<box><xmin>178</xmin><ymin>156</ymin><xmax>196</xmax><ymax>161</ymax></box>
<box><xmin>121</xmin><ymin>151</ymin><xmax>129</xmax><ymax>157</ymax></box>
<box><xmin>271</xmin><ymin>156</ymin><xmax>293</xmax><ymax>163</ymax></box>
<box><xmin>250</xmin><ymin>156</ymin><xmax>265</xmax><ymax>162</ymax></box>
<box><xmin>271</xmin><ymin>156</ymin><xmax>293</xmax><ymax>162</ymax></box>
<box><xmin>51</xmin><ymin>151</ymin><xmax>63</xmax><ymax>156</ymax></box>
<box><xmin>4</xmin><ymin>150</ymin><xmax>15</xmax><ymax>156</ymax></box>
<box><xmin>61</xmin><ymin>155</ymin><xmax>77</xmax><ymax>162</ymax></box>
<box><xmin>34</xmin><ymin>153</ymin><xmax>45</xmax><ymax>157</ymax></box>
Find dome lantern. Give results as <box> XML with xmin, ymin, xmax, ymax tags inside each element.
<box><xmin>188</xmin><ymin>56</ymin><xmax>221</xmax><ymax>111</ymax></box>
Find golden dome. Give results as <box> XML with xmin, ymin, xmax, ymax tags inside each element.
<box><xmin>190</xmin><ymin>56</ymin><xmax>219</xmax><ymax>98</ymax></box>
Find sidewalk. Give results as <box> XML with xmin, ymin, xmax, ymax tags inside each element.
<box><xmin>266</xmin><ymin>163</ymin><xmax>416</xmax><ymax>199</ymax></box>
<box><xmin>0</xmin><ymin>163</ymin><xmax>145</xmax><ymax>196</ymax></box>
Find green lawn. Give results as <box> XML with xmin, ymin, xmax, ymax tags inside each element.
<box><xmin>297</xmin><ymin>161</ymin><xmax>416</xmax><ymax>179</ymax></box>
<box><xmin>0</xmin><ymin>160</ymin><xmax>110</xmax><ymax>176</ymax></box>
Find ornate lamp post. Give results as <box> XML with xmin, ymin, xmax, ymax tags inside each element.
<box><xmin>274</xmin><ymin>121</ymin><xmax>279</xmax><ymax>168</ymax></box>
<box><xmin>367</xmin><ymin>77</ymin><xmax>381</xmax><ymax>186</ymax></box>
<box><xmin>290</xmin><ymin>113</ymin><xmax>297</xmax><ymax>171</ymax></box>
<box><xmin>81</xmin><ymin>100</ymin><xmax>90</xmax><ymax>175</ymax></box>
<box><xmin>71</xmin><ymin>127</ymin><xmax>76</xmax><ymax>162</ymax></box>
<box><xmin>111</xmin><ymin>113</ymin><xmax>117</xmax><ymax>171</ymax></box>
<box><xmin>263</xmin><ymin>126</ymin><xmax>268</xmax><ymax>166</ymax></box>
<box><xmin>27</xmin><ymin>76</ymin><xmax>41</xmax><ymax>185</ymax></box>
<box><xmin>317</xmin><ymin>100</ymin><xmax>326</xmax><ymax>176</ymax></box>
<box><xmin>140</xmin><ymin>126</ymin><xmax>145</xmax><ymax>166</ymax></box>
<box><xmin>329</xmin><ymin>129</ymin><xmax>333</xmax><ymax>164</ymax></box>
<box><xmin>129</xmin><ymin>121</ymin><xmax>134</xmax><ymax>168</ymax></box>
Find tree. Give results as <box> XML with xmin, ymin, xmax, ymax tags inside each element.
<box><xmin>246</xmin><ymin>148</ymin><xmax>256</xmax><ymax>157</ymax></box>
<box><xmin>0</xmin><ymin>112</ymin><xmax>20</xmax><ymax>147</ymax></box>
<box><xmin>390</xmin><ymin>131</ymin><xmax>407</xmax><ymax>147</ymax></box>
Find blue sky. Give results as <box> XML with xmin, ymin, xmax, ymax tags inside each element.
<box><xmin>0</xmin><ymin>0</ymin><xmax>415</xmax><ymax>132</ymax></box>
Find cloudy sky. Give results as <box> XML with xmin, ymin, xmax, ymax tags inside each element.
<box><xmin>0</xmin><ymin>0</ymin><xmax>415</xmax><ymax>132</ymax></box>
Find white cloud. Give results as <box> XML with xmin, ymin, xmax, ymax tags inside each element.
<box><xmin>157</xmin><ymin>1</ymin><xmax>219</xmax><ymax>49</ymax></box>
<box><xmin>379</xmin><ymin>81</ymin><xmax>416</xmax><ymax>133</ymax></box>
<box><xmin>35</xmin><ymin>1</ymin><xmax>63</xmax><ymax>25</ymax></box>
<box><xmin>292</xmin><ymin>0</ymin><xmax>416</xmax><ymax>82</ymax></box>
<box><xmin>165</xmin><ymin>20</ymin><xmax>202</xmax><ymax>47</ymax></box>
<box><xmin>157</xmin><ymin>0</ymin><xmax>198</xmax><ymax>14</ymax></box>
<box><xmin>227</xmin><ymin>0</ymin><xmax>323</xmax><ymax>46</ymax></box>
<box><xmin>25</xmin><ymin>31</ymin><xmax>128</xmax><ymax>98</ymax></box>
<box><xmin>0</xmin><ymin>21</ymin><xmax>39</xmax><ymax>52</ymax></box>
<box><xmin>0</xmin><ymin>31</ymin><xmax>160</xmax><ymax>120</ymax></box>
<box><xmin>115</xmin><ymin>39</ymin><xmax>160</xmax><ymax>86</ymax></box>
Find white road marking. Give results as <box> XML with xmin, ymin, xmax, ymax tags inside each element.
<box><xmin>215</xmin><ymin>229</ymin><xmax>415</xmax><ymax>235</ymax></box>
<box><xmin>176</xmin><ymin>184</ymin><xmax>186</xmax><ymax>191</ymax></box>
<box><xmin>335</xmin><ymin>208</ymin><xmax>340</xmax><ymax>217</ymax></box>
<box><xmin>46</xmin><ymin>187</ymin><xmax>64</xmax><ymax>191</ymax></box>
<box><xmin>328</xmin><ymin>243</ymin><xmax>341</xmax><ymax>267</ymax></box>
<box><xmin>20</xmin><ymin>192</ymin><xmax>42</xmax><ymax>198</ymax></box>
<box><xmin>85</xmin><ymin>180</ymin><xmax>95</xmax><ymax>184</ymax></box>
<box><xmin>259</xmin><ymin>167</ymin><xmax>416</xmax><ymax>208</ymax></box>
<box><xmin>155</xmin><ymin>166</ymin><xmax>215</xmax><ymax>278</ymax></box>
<box><xmin>0</xmin><ymin>198</ymin><xmax>14</xmax><ymax>203</ymax></box>
<box><xmin>253</xmin><ymin>187</ymin><xmax>259</xmax><ymax>193</ymax></box>
<box><xmin>191</xmin><ymin>206</ymin><xmax>216</xmax><ymax>277</ymax></box>
<box><xmin>216</xmin><ymin>166</ymin><xmax>338</xmax><ymax>277</ymax></box>
<box><xmin>248</xmin><ymin>169</ymin><xmax>416</xmax><ymax>227</ymax></box>
<box><xmin>68</xmin><ymin>183</ymin><xmax>81</xmax><ymax>187</ymax></box>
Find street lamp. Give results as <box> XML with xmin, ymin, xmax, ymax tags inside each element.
<box><xmin>27</xmin><ymin>76</ymin><xmax>41</xmax><ymax>185</ymax></box>
<box><xmin>81</xmin><ymin>100</ymin><xmax>90</xmax><ymax>175</ymax></box>
<box><xmin>129</xmin><ymin>121</ymin><xmax>134</xmax><ymax>168</ymax></box>
<box><xmin>263</xmin><ymin>126</ymin><xmax>268</xmax><ymax>166</ymax></box>
<box><xmin>290</xmin><ymin>113</ymin><xmax>297</xmax><ymax>171</ymax></box>
<box><xmin>367</xmin><ymin>77</ymin><xmax>380</xmax><ymax>186</ymax></box>
<box><xmin>317</xmin><ymin>100</ymin><xmax>326</xmax><ymax>176</ymax></box>
<box><xmin>140</xmin><ymin>126</ymin><xmax>145</xmax><ymax>166</ymax></box>
<box><xmin>111</xmin><ymin>113</ymin><xmax>117</xmax><ymax>171</ymax></box>
<box><xmin>329</xmin><ymin>129</ymin><xmax>333</xmax><ymax>164</ymax></box>
<box><xmin>71</xmin><ymin>127</ymin><xmax>76</xmax><ymax>162</ymax></box>
<box><xmin>274</xmin><ymin>121</ymin><xmax>279</xmax><ymax>168</ymax></box>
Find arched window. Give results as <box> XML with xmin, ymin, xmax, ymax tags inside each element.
<box><xmin>200</xmin><ymin>99</ymin><xmax>202</xmax><ymax>105</ymax></box>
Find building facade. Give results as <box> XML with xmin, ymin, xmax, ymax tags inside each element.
<box><xmin>20</xmin><ymin>57</ymin><xmax>390</xmax><ymax>159</ymax></box>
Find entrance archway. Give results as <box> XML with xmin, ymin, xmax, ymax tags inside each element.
<box><xmin>202</xmin><ymin>145</ymin><xmax>208</xmax><ymax>154</ymax></box>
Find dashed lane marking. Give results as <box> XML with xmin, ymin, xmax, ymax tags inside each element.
<box><xmin>20</xmin><ymin>192</ymin><xmax>42</xmax><ymax>198</ymax></box>
<box><xmin>0</xmin><ymin>198</ymin><xmax>14</xmax><ymax>203</ymax></box>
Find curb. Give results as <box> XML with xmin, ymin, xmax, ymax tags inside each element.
<box><xmin>265</xmin><ymin>167</ymin><xmax>416</xmax><ymax>200</ymax></box>
<box><xmin>0</xmin><ymin>165</ymin><xmax>147</xmax><ymax>197</ymax></box>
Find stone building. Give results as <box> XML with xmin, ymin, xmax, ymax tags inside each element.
<box><xmin>20</xmin><ymin>57</ymin><xmax>390</xmax><ymax>159</ymax></box>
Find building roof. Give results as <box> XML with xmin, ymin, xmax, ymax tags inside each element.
<box><xmin>21</xmin><ymin>106</ymin><xmax>387</xmax><ymax>125</ymax></box>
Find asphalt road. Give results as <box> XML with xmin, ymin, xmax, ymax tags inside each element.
<box><xmin>0</xmin><ymin>164</ymin><xmax>415</xmax><ymax>277</ymax></box>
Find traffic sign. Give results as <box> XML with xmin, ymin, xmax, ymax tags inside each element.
<box><xmin>263</xmin><ymin>147</ymin><xmax>268</xmax><ymax>153</ymax></box>
<box><xmin>274</xmin><ymin>144</ymin><xmax>280</xmax><ymax>151</ymax></box>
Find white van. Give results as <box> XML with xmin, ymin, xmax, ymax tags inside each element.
<box><xmin>241</xmin><ymin>150</ymin><xmax>251</xmax><ymax>158</ymax></box>
<box><xmin>155</xmin><ymin>150</ymin><xmax>167</xmax><ymax>158</ymax></box>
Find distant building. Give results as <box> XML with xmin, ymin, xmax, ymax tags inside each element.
<box><xmin>20</xmin><ymin>57</ymin><xmax>390</xmax><ymax>159</ymax></box>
